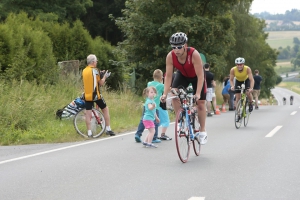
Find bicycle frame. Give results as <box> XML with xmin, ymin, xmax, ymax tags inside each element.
<box><xmin>235</xmin><ymin>83</ymin><xmax>251</xmax><ymax>129</ymax></box>
<box><xmin>177</xmin><ymin>90</ymin><xmax>197</xmax><ymax>140</ymax></box>
<box><xmin>240</xmin><ymin>85</ymin><xmax>247</xmax><ymax>117</ymax></box>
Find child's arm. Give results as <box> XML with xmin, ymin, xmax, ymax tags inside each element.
<box><xmin>147</xmin><ymin>102</ymin><xmax>156</xmax><ymax>110</ymax></box>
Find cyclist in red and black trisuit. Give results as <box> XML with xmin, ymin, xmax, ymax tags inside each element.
<box><xmin>161</xmin><ymin>32</ymin><xmax>208</xmax><ymax>145</ymax></box>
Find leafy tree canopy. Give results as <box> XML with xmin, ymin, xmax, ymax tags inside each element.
<box><xmin>0</xmin><ymin>0</ymin><xmax>93</xmax><ymax>22</ymax></box>
<box><xmin>112</xmin><ymin>0</ymin><xmax>239</xmax><ymax>88</ymax></box>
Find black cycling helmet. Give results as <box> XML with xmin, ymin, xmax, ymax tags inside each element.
<box><xmin>169</xmin><ymin>32</ymin><xmax>188</xmax><ymax>45</ymax></box>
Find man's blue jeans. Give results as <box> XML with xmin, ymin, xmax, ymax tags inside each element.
<box><xmin>135</xmin><ymin>106</ymin><xmax>159</xmax><ymax>140</ymax></box>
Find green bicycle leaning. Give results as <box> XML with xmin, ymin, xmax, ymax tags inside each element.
<box><xmin>234</xmin><ymin>83</ymin><xmax>251</xmax><ymax>129</ymax></box>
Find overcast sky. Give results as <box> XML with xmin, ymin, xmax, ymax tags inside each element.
<box><xmin>250</xmin><ymin>0</ymin><xmax>300</xmax><ymax>14</ymax></box>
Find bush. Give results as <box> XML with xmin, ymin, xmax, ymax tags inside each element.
<box><xmin>0</xmin><ymin>12</ymin><xmax>58</xmax><ymax>84</ymax></box>
<box><xmin>0</xmin><ymin>12</ymin><xmax>124</xmax><ymax>90</ymax></box>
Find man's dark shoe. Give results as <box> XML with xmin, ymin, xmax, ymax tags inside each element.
<box><xmin>249</xmin><ymin>103</ymin><xmax>253</xmax><ymax>112</ymax></box>
<box><xmin>160</xmin><ymin>134</ymin><xmax>172</xmax><ymax>140</ymax></box>
<box><xmin>106</xmin><ymin>130</ymin><xmax>115</xmax><ymax>136</ymax></box>
<box><xmin>135</xmin><ymin>134</ymin><xmax>142</xmax><ymax>142</ymax></box>
<box><xmin>207</xmin><ymin>113</ymin><xmax>213</xmax><ymax>117</ymax></box>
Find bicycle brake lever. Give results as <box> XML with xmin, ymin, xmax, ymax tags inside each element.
<box><xmin>171</xmin><ymin>89</ymin><xmax>178</xmax><ymax>95</ymax></box>
<box><xmin>179</xmin><ymin>88</ymin><xmax>187</xmax><ymax>95</ymax></box>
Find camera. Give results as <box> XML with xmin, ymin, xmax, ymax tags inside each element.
<box><xmin>100</xmin><ymin>71</ymin><xmax>111</xmax><ymax>78</ymax></box>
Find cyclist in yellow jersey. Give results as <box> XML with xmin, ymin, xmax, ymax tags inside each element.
<box><xmin>229</xmin><ymin>57</ymin><xmax>254</xmax><ymax>112</ymax></box>
<box><xmin>82</xmin><ymin>54</ymin><xmax>115</xmax><ymax>137</ymax></box>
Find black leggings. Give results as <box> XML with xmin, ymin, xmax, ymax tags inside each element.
<box><xmin>171</xmin><ymin>71</ymin><xmax>206</xmax><ymax>100</ymax></box>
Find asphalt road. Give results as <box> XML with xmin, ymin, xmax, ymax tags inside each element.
<box><xmin>0</xmin><ymin>87</ymin><xmax>300</xmax><ymax>200</ymax></box>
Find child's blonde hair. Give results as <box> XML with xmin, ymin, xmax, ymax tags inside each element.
<box><xmin>153</xmin><ymin>69</ymin><xmax>163</xmax><ymax>81</ymax></box>
<box><xmin>142</xmin><ymin>86</ymin><xmax>157</xmax><ymax>98</ymax></box>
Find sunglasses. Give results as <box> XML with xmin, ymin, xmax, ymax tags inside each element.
<box><xmin>171</xmin><ymin>45</ymin><xmax>184</xmax><ymax>50</ymax></box>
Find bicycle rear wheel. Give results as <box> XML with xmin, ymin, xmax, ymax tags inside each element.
<box><xmin>244</xmin><ymin>99</ymin><xmax>250</xmax><ymax>127</ymax></box>
<box><xmin>175</xmin><ymin>109</ymin><xmax>190</xmax><ymax>163</ymax></box>
<box><xmin>235</xmin><ymin>100</ymin><xmax>243</xmax><ymax>129</ymax></box>
<box><xmin>192</xmin><ymin>110</ymin><xmax>201</xmax><ymax>156</ymax></box>
<box><xmin>74</xmin><ymin>108</ymin><xmax>106</xmax><ymax>138</ymax></box>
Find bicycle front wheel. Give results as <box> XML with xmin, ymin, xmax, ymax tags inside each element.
<box><xmin>74</xmin><ymin>108</ymin><xmax>106</xmax><ymax>138</ymax></box>
<box><xmin>175</xmin><ymin>109</ymin><xmax>190</xmax><ymax>163</ymax></box>
<box><xmin>244</xmin><ymin>99</ymin><xmax>250</xmax><ymax>127</ymax></box>
<box><xmin>235</xmin><ymin>100</ymin><xmax>243</xmax><ymax>129</ymax></box>
<box><xmin>192</xmin><ymin>110</ymin><xmax>201</xmax><ymax>156</ymax></box>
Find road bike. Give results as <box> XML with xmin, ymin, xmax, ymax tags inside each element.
<box><xmin>73</xmin><ymin>106</ymin><xmax>106</xmax><ymax>138</ymax></box>
<box><xmin>234</xmin><ymin>83</ymin><xmax>251</xmax><ymax>129</ymax></box>
<box><xmin>170</xmin><ymin>86</ymin><xmax>201</xmax><ymax>163</ymax></box>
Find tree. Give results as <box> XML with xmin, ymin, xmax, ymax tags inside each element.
<box><xmin>226</xmin><ymin>1</ymin><xmax>278</xmax><ymax>98</ymax></box>
<box><xmin>112</xmin><ymin>0</ymin><xmax>238</xmax><ymax>90</ymax></box>
<box><xmin>0</xmin><ymin>0</ymin><xmax>93</xmax><ymax>22</ymax></box>
<box><xmin>293</xmin><ymin>37</ymin><xmax>300</xmax><ymax>45</ymax></box>
<box><xmin>291</xmin><ymin>52</ymin><xmax>300</xmax><ymax>68</ymax></box>
<box><xmin>80</xmin><ymin>0</ymin><xmax>126</xmax><ymax>45</ymax></box>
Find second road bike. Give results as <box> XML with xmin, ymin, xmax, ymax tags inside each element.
<box><xmin>234</xmin><ymin>83</ymin><xmax>251</xmax><ymax>129</ymax></box>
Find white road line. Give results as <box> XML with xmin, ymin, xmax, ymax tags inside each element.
<box><xmin>291</xmin><ymin>111</ymin><xmax>297</xmax><ymax>115</ymax></box>
<box><xmin>0</xmin><ymin>131</ymin><xmax>135</xmax><ymax>165</ymax></box>
<box><xmin>0</xmin><ymin>122</ymin><xmax>177</xmax><ymax>165</ymax></box>
<box><xmin>265</xmin><ymin>126</ymin><xmax>282</xmax><ymax>138</ymax></box>
<box><xmin>188</xmin><ymin>197</ymin><xmax>205</xmax><ymax>200</ymax></box>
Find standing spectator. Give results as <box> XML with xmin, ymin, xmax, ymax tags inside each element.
<box><xmin>135</xmin><ymin>69</ymin><xmax>171</xmax><ymax>143</ymax></box>
<box><xmin>222</xmin><ymin>80</ymin><xmax>231</xmax><ymax>109</ymax></box>
<box><xmin>211</xmin><ymin>86</ymin><xmax>217</xmax><ymax>114</ymax></box>
<box><xmin>223</xmin><ymin>75</ymin><xmax>234</xmax><ymax>110</ymax></box>
<box><xmin>229</xmin><ymin>76</ymin><xmax>236</xmax><ymax>111</ymax></box>
<box><xmin>223</xmin><ymin>75</ymin><xmax>230</xmax><ymax>88</ymax></box>
<box><xmin>204</xmin><ymin>63</ymin><xmax>216</xmax><ymax>117</ymax></box>
<box><xmin>82</xmin><ymin>54</ymin><xmax>115</xmax><ymax>137</ymax></box>
<box><xmin>141</xmin><ymin>86</ymin><xmax>160</xmax><ymax>148</ymax></box>
<box><xmin>253</xmin><ymin>69</ymin><xmax>263</xmax><ymax>109</ymax></box>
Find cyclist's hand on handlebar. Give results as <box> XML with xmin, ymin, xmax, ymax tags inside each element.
<box><xmin>160</xmin><ymin>94</ymin><xmax>167</xmax><ymax>103</ymax></box>
<box><xmin>194</xmin><ymin>93</ymin><xmax>201</xmax><ymax>101</ymax></box>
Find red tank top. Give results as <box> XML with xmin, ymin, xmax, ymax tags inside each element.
<box><xmin>172</xmin><ymin>47</ymin><xmax>196</xmax><ymax>78</ymax></box>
